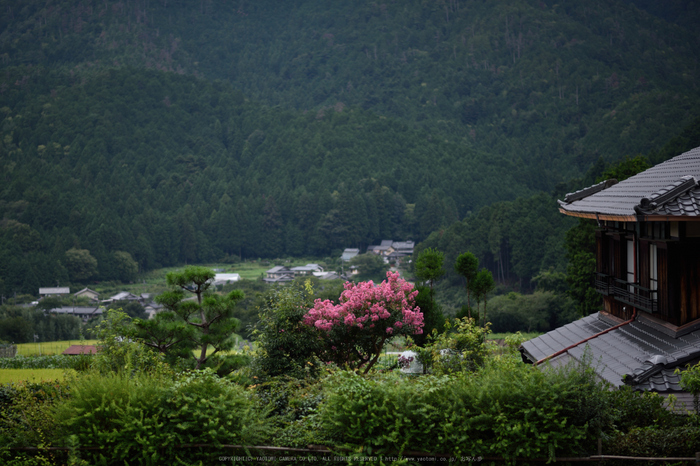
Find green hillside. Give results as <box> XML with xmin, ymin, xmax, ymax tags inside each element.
<box><xmin>3</xmin><ymin>0</ymin><xmax>698</xmax><ymax>179</ymax></box>
<box><xmin>1</xmin><ymin>0</ymin><xmax>699</xmax><ymax>293</ymax></box>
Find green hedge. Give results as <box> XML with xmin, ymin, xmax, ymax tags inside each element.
<box><xmin>52</xmin><ymin>369</ymin><xmax>273</xmax><ymax>465</ymax></box>
<box><xmin>606</xmin><ymin>426</ymin><xmax>700</xmax><ymax>459</ymax></box>
<box><xmin>319</xmin><ymin>357</ymin><xmax>608</xmax><ymax>460</ymax></box>
<box><xmin>0</xmin><ymin>355</ymin><xmax>92</xmax><ymax>371</ymax></box>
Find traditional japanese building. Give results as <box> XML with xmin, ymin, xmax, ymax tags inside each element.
<box><xmin>521</xmin><ymin>146</ymin><xmax>700</xmax><ymax>409</ymax></box>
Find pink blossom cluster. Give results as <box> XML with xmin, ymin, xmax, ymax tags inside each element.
<box><xmin>303</xmin><ymin>271</ymin><xmax>424</xmax><ymax>335</ymax></box>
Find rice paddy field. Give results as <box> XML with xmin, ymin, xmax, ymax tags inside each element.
<box><xmin>94</xmin><ymin>261</ymin><xmax>272</xmax><ymax>298</ymax></box>
<box><xmin>0</xmin><ymin>369</ymin><xmax>76</xmax><ymax>384</ymax></box>
<box><xmin>16</xmin><ymin>340</ymin><xmax>99</xmax><ymax>356</ymax></box>
<box><xmin>488</xmin><ymin>332</ymin><xmax>541</xmax><ymax>341</ymax></box>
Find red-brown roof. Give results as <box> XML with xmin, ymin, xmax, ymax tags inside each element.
<box><xmin>62</xmin><ymin>345</ymin><xmax>98</xmax><ymax>355</ymax></box>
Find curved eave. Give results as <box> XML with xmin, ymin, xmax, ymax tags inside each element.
<box><xmin>558</xmin><ymin>207</ymin><xmax>636</xmax><ymax>222</ymax></box>
<box><xmin>559</xmin><ymin>207</ymin><xmax>700</xmax><ymax>222</ymax></box>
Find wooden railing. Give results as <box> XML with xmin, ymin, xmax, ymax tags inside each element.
<box><xmin>594</xmin><ymin>273</ymin><xmax>658</xmax><ymax>313</ymax></box>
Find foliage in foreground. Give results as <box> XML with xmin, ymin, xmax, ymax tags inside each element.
<box><xmin>2</xmin><ymin>353</ymin><xmax>700</xmax><ymax>464</ymax></box>
<box><xmin>0</xmin><ymin>354</ymin><xmax>92</xmax><ymax>371</ymax></box>
<box><xmin>414</xmin><ymin>317</ymin><xmax>491</xmax><ymax>375</ymax></box>
<box><xmin>252</xmin><ymin>283</ymin><xmax>322</xmax><ymax>379</ymax></box>
<box><xmin>319</xmin><ymin>356</ymin><xmax>616</xmax><ymax>460</ymax></box>
<box><xmin>140</xmin><ymin>266</ymin><xmax>244</xmax><ymax>371</ymax></box>
<box><xmin>51</xmin><ymin>369</ymin><xmax>273</xmax><ymax>466</ymax></box>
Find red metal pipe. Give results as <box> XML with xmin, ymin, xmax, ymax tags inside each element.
<box><xmin>534</xmin><ymin>308</ymin><xmax>637</xmax><ymax>366</ymax></box>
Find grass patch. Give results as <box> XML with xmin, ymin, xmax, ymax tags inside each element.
<box><xmin>0</xmin><ymin>369</ymin><xmax>76</xmax><ymax>384</ymax></box>
<box><xmin>138</xmin><ymin>262</ymin><xmax>270</xmax><ymax>282</ymax></box>
<box><xmin>228</xmin><ymin>263</ymin><xmax>270</xmax><ymax>280</ymax></box>
<box><xmin>16</xmin><ymin>340</ymin><xmax>99</xmax><ymax>356</ymax></box>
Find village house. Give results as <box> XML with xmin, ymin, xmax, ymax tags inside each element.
<box><xmin>263</xmin><ymin>264</ymin><xmax>325</xmax><ymax>284</ymax></box>
<box><xmin>367</xmin><ymin>240</ymin><xmax>395</xmax><ymax>257</ymax></box>
<box><xmin>47</xmin><ymin>306</ymin><xmax>103</xmax><ymax>322</ymax></box>
<box><xmin>39</xmin><ymin>287</ymin><xmax>70</xmax><ymax>298</ymax></box>
<box><xmin>290</xmin><ymin>264</ymin><xmax>323</xmax><ymax>276</ymax></box>
<box><xmin>101</xmin><ymin>291</ymin><xmax>142</xmax><ymax>305</ymax></box>
<box><xmin>213</xmin><ymin>273</ymin><xmax>241</xmax><ymax>286</ymax></box>
<box><xmin>340</xmin><ymin>248</ymin><xmax>360</xmax><ymax>262</ymax></box>
<box><xmin>263</xmin><ymin>265</ymin><xmax>296</xmax><ymax>284</ymax></box>
<box><xmin>521</xmin><ymin>146</ymin><xmax>700</xmax><ymax>410</ymax></box>
<box><xmin>74</xmin><ymin>288</ymin><xmax>99</xmax><ymax>302</ymax></box>
<box><xmin>144</xmin><ymin>302</ymin><xmax>163</xmax><ymax>319</ymax></box>
<box><xmin>367</xmin><ymin>240</ymin><xmax>415</xmax><ymax>264</ymax></box>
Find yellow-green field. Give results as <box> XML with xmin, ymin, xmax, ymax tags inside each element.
<box><xmin>226</xmin><ymin>262</ymin><xmax>271</xmax><ymax>280</ymax></box>
<box><xmin>16</xmin><ymin>340</ymin><xmax>99</xmax><ymax>356</ymax></box>
<box><xmin>488</xmin><ymin>332</ymin><xmax>541</xmax><ymax>341</ymax></box>
<box><xmin>137</xmin><ymin>262</ymin><xmax>270</xmax><ymax>283</ymax></box>
<box><xmin>0</xmin><ymin>369</ymin><xmax>76</xmax><ymax>384</ymax></box>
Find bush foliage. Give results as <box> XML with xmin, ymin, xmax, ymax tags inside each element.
<box><xmin>52</xmin><ymin>369</ymin><xmax>272</xmax><ymax>465</ymax></box>
<box><xmin>319</xmin><ymin>356</ymin><xmax>612</xmax><ymax>460</ymax></box>
<box><xmin>0</xmin><ymin>354</ymin><xmax>92</xmax><ymax>371</ymax></box>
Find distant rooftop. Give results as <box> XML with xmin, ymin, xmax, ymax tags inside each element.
<box><xmin>213</xmin><ymin>273</ymin><xmax>241</xmax><ymax>285</ymax></box>
<box><xmin>341</xmin><ymin>248</ymin><xmax>360</xmax><ymax>262</ymax></box>
<box><xmin>39</xmin><ymin>287</ymin><xmax>70</xmax><ymax>295</ymax></box>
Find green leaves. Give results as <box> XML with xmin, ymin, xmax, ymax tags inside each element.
<box><xmin>145</xmin><ymin>267</ymin><xmax>243</xmax><ymax>371</ymax></box>
<box><xmin>320</xmin><ymin>358</ymin><xmax>604</xmax><ymax>459</ymax></box>
<box><xmin>679</xmin><ymin>362</ymin><xmax>700</xmax><ymax>415</ymax></box>
<box><xmin>166</xmin><ymin>266</ymin><xmax>216</xmax><ymax>299</ymax></box>
<box><xmin>253</xmin><ymin>284</ymin><xmax>321</xmax><ymax>379</ymax></box>
<box><xmin>454</xmin><ymin>252</ymin><xmax>478</xmax><ymax>301</ymax></box>
<box><xmin>51</xmin><ymin>369</ymin><xmax>272</xmax><ymax>465</ymax></box>
<box><xmin>414</xmin><ymin>248</ymin><xmax>446</xmax><ymax>286</ymax></box>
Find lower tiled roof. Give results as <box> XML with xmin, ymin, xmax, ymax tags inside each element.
<box><xmin>520</xmin><ymin>313</ymin><xmax>700</xmax><ymax>392</ymax></box>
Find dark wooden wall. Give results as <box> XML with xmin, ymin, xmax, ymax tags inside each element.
<box><xmin>669</xmin><ymin>242</ymin><xmax>700</xmax><ymax>326</ymax></box>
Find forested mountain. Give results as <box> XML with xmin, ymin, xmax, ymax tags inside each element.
<box><xmin>0</xmin><ymin>0</ymin><xmax>698</xmax><ymax>294</ymax></box>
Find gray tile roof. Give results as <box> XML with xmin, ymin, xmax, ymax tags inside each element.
<box><xmin>47</xmin><ymin>307</ymin><xmax>102</xmax><ymax>316</ymax></box>
<box><xmin>39</xmin><ymin>287</ymin><xmax>70</xmax><ymax>295</ymax></box>
<box><xmin>106</xmin><ymin>291</ymin><xmax>140</xmax><ymax>301</ymax></box>
<box><xmin>266</xmin><ymin>266</ymin><xmax>289</xmax><ymax>274</ymax></box>
<box><xmin>341</xmin><ymin>248</ymin><xmax>360</xmax><ymax>261</ymax></box>
<box><xmin>559</xmin><ymin>146</ymin><xmax>700</xmax><ymax>218</ymax></box>
<box><xmin>520</xmin><ymin>313</ymin><xmax>700</xmax><ymax>393</ymax></box>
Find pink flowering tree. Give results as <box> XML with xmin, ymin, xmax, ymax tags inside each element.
<box><xmin>303</xmin><ymin>271</ymin><xmax>423</xmax><ymax>374</ymax></box>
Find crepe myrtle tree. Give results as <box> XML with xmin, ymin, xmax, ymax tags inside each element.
<box><xmin>150</xmin><ymin>266</ymin><xmax>243</xmax><ymax>369</ymax></box>
<box><xmin>304</xmin><ymin>271</ymin><xmax>423</xmax><ymax>374</ymax></box>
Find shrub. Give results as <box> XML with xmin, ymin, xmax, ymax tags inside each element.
<box><xmin>415</xmin><ymin>317</ymin><xmax>490</xmax><ymax>375</ymax></box>
<box><xmin>605</xmin><ymin>426</ymin><xmax>700</xmax><ymax>458</ymax></box>
<box><xmin>0</xmin><ymin>381</ymin><xmax>68</xmax><ymax>448</ymax></box>
<box><xmin>252</xmin><ymin>283</ymin><xmax>322</xmax><ymax>379</ymax></box>
<box><xmin>451</xmin><ymin>358</ymin><xmax>601</xmax><ymax>459</ymax></box>
<box><xmin>319</xmin><ymin>356</ymin><xmax>613</xmax><ymax>459</ymax></box>
<box><xmin>53</xmin><ymin>369</ymin><xmax>273</xmax><ymax>465</ymax></box>
<box><xmin>91</xmin><ymin>310</ymin><xmax>171</xmax><ymax>377</ymax></box>
<box><xmin>679</xmin><ymin>361</ymin><xmax>700</xmax><ymax>415</ymax></box>
<box><xmin>53</xmin><ymin>372</ymin><xmax>169</xmax><ymax>465</ymax></box>
<box><xmin>608</xmin><ymin>386</ymin><xmax>683</xmax><ymax>433</ymax></box>
<box><xmin>319</xmin><ymin>371</ymin><xmax>454</xmax><ymax>454</ymax></box>
<box><xmin>0</xmin><ymin>354</ymin><xmax>92</xmax><ymax>371</ymax></box>
<box><xmin>165</xmin><ymin>369</ymin><xmax>272</xmax><ymax>447</ymax></box>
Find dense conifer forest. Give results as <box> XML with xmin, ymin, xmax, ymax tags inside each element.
<box><xmin>1</xmin><ymin>0</ymin><xmax>699</xmax><ymax>295</ymax></box>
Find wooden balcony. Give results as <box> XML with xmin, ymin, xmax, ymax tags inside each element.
<box><xmin>594</xmin><ymin>273</ymin><xmax>658</xmax><ymax>313</ymax></box>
